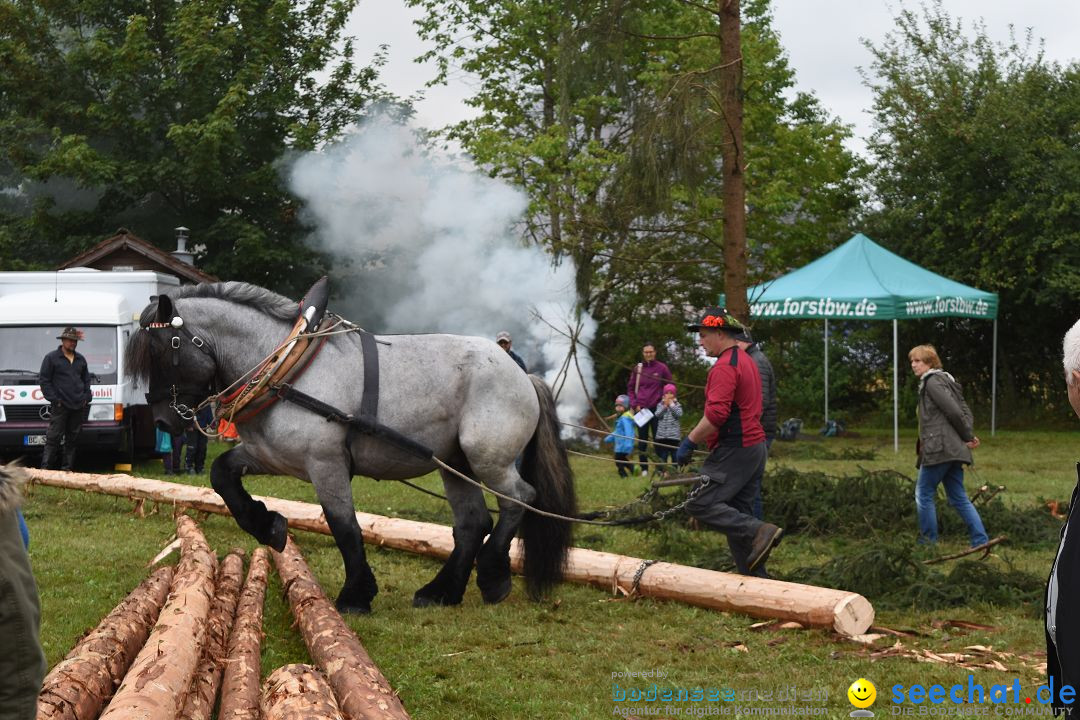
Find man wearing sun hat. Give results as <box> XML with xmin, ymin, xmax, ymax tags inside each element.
<box><xmin>38</xmin><ymin>326</ymin><xmax>93</xmax><ymax>471</ymax></box>
<box><xmin>675</xmin><ymin>307</ymin><xmax>783</xmax><ymax>576</ymax></box>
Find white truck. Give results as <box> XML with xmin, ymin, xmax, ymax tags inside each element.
<box><xmin>0</xmin><ymin>269</ymin><xmax>181</xmax><ymax>462</ymax></box>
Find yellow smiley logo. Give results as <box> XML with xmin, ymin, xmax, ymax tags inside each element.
<box><xmin>847</xmin><ymin>678</ymin><xmax>877</xmax><ymax>709</ymax></box>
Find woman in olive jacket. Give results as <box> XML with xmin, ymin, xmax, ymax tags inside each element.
<box><xmin>909</xmin><ymin>344</ymin><xmax>989</xmax><ymax>548</ymax></box>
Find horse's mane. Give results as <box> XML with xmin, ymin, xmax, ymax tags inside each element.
<box><xmin>125</xmin><ymin>281</ymin><xmax>299</xmax><ymax>382</ymax></box>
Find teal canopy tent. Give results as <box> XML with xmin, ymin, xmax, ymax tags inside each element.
<box><xmin>733</xmin><ymin>234</ymin><xmax>999</xmax><ymax>451</ymax></box>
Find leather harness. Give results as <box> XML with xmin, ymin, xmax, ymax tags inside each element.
<box><xmin>146</xmin><ymin>310</ymin><xmax>432</xmax><ymax>461</ymax></box>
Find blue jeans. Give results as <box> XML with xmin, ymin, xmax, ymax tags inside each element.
<box><xmin>915</xmin><ymin>461</ymin><xmax>989</xmax><ymax>547</ymax></box>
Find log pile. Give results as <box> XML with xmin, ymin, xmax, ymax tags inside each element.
<box><xmin>29</xmin><ymin>468</ymin><xmax>875</xmax><ymax>635</ymax></box>
<box><xmin>36</xmin><ymin>514</ymin><xmax>411</xmax><ymax>720</ymax></box>
<box><xmin>273</xmin><ymin>536</ymin><xmax>411</xmax><ymax>720</ymax></box>
<box><xmin>36</xmin><ymin>566</ymin><xmax>174</xmax><ymax>720</ymax></box>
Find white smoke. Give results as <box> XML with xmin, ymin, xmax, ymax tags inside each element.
<box><xmin>288</xmin><ymin>116</ymin><xmax>597</xmax><ymax>431</ymax></box>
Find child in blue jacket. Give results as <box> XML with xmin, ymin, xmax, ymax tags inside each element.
<box><xmin>604</xmin><ymin>394</ymin><xmax>637</xmax><ymax>478</ymax></box>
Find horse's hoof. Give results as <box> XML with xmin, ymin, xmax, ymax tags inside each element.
<box><xmin>478</xmin><ymin>576</ymin><xmax>512</xmax><ymax>604</ymax></box>
<box><xmin>266</xmin><ymin>512</ymin><xmax>288</xmax><ymax>552</ymax></box>
<box><xmin>335</xmin><ymin>597</ymin><xmax>372</xmax><ymax>614</ymax></box>
<box><xmin>412</xmin><ymin>587</ymin><xmax>463</xmax><ymax>608</ymax></box>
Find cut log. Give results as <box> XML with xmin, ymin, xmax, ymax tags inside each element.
<box><xmin>217</xmin><ymin>547</ymin><xmax>270</xmax><ymax>720</ymax></box>
<box><xmin>272</xmin><ymin>536</ymin><xmax>410</xmax><ymax>720</ymax></box>
<box><xmin>261</xmin><ymin>664</ymin><xmax>344</xmax><ymax>720</ymax></box>
<box><xmin>27</xmin><ymin>469</ymin><xmax>875</xmax><ymax>636</ymax></box>
<box><xmin>36</xmin><ymin>566</ymin><xmax>174</xmax><ymax>720</ymax></box>
<box><xmin>180</xmin><ymin>549</ymin><xmax>246</xmax><ymax>720</ymax></box>
<box><xmin>98</xmin><ymin>514</ymin><xmax>217</xmax><ymax>720</ymax></box>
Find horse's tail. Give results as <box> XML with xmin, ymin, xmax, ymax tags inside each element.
<box><xmin>519</xmin><ymin>374</ymin><xmax>578</xmax><ymax>600</ymax></box>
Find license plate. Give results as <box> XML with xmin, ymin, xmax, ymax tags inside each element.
<box><xmin>24</xmin><ymin>435</ymin><xmax>46</xmax><ymax>446</ymax></box>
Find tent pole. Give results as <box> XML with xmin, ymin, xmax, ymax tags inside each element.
<box><xmin>893</xmin><ymin>319</ymin><xmax>899</xmax><ymax>453</ymax></box>
<box><xmin>824</xmin><ymin>319</ymin><xmax>829</xmax><ymax>423</ymax></box>
<box><xmin>992</xmin><ymin>318</ymin><xmax>998</xmax><ymax>437</ymax></box>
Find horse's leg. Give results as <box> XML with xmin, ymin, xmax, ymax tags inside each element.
<box><xmin>413</xmin><ymin>466</ymin><xmax>492</xmax><ymax>608</ymax></box>
<box><xmin>475</xmin><ymin>466</ymin><xmax>536</xmax><ymax>604</ymax></box>
<box><xmin>307</xmin><ymin>459</ymin><xmax>378</xmax><ymax>614</ymax></box>
<box><xmin>209</xmin><ymin>446</ymin><xmax>287</xmax><ymax>551</ymax></box>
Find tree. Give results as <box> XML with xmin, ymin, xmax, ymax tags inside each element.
<box><xmin>862</xmin><ymin>1</ymin><xmax>1080</xmax><ymax>417</ymax></box>
<box><xmin>409</xmin><ymin>0</ymin><xmax>860</xmax><ymax>345</ymax></box>
<box><xmin>0</xmin><ymin>0</ymin><xmax>391</xmax><ymax>293</ymax></box>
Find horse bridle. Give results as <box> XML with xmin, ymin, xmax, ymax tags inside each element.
<box><xmin>144</xmin><ymin>315</ymin><xmax>215</xmax><ymax>421</ymax></box>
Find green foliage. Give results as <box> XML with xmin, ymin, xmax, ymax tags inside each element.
<box><xmin>0</xmin><ymin>0</ymin><xmax>392</xmax><ymax>294</ymax></box>
<box><xmin>786</xmin><ymin>543</ymin><xmax>1043</xmax><ymax>612</ymax></box>
<box><xmin>862</xmin><ymin>1</ymin><xmax>1080</xmax><ymax>418</ymax></box>
<box><xmin>408</xmin><ymin>0</ymin><xmax>862</xmax><ymax>396</ymax></box>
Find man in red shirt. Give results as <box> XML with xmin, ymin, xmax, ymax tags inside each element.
<box><xmin>675</xmin><ymin>307</ymin><xmax>783</xmax><ymax>576</ymax></box>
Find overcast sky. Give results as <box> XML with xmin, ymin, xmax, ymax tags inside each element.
<box><xmin>348</xmin><ymin>0</ymin><xmax>1080</xmax><ymax>155</ymax></box>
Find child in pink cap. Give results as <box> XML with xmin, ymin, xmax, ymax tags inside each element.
<box><xmin>653</xmin><ymin>383</ymin><xmax>683</xmax><ymax>475</ymax></box>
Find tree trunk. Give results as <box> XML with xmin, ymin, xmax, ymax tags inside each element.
<box><xmin>718</xmin><ymin>0</ymin><xmax>748</xmax><ymax>322</ymax></box>
<box><xmin>98</xmin><ymin>514</ymin><xmax>217</xmax><ymax>720</ymax></box>
<box><xmin>217</xmin><ymin>547</ymin><xmax>270</xmax><ymax>720</ymax></box>
<box><xmin>179</xmin><ymin>549</ymin><xmax>246</xmax><ymax>720</ymax></box>
<box><xmin>272</xmin><ymin>535</ymin><xmax>410</xmax><ymax>720</ymax></box>
<box><xmin>28</xmin><ymin>469</ymin><xmax>875</xmax><ymax>636</ymax></box>
<box><xmin>261</xmin><ymin>665</ymin><xmax>344</xmax><ymax>720</ymax></box>
<box><xmin>36</xmin><ymin>566</ymin><xmax>174</xmax><ymax>720</ymax></box>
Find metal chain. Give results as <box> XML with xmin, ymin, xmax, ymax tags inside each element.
<box><xmin>629</xmin><ymin>559</ymin><xmax>658</xmax><ymax>597</ymax></box>
<box><xmin>652</xmin><ymin>476</ymin><xmax>711</xmax><ymax>521</ymax></box>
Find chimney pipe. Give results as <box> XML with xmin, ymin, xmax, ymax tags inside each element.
<box><xmin>172</xmin><ymin>226</ymin><xmax>194</xmax><ymax>265</ymax></box>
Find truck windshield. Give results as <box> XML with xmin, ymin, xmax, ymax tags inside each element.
<box><xmin>0</xmin><ymin>326</ymin><xmax>117</xmax><ymax>384</ymax></box>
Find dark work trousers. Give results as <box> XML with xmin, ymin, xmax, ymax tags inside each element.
<box><xmin>42</xmin><ymin>405</ymin><xmax>88</xmax><ymax>470</ymax></box>
<box><xmin>654</xmin><ymin>438</ymin><xmax>680</xmax><ymax>472</ymax></box>
<box><xmin>163</xmin><ymin>433</ymin><xmax>186</xmax><ymax>474</ymax></box>
<box><xmin>636</xmin><ymin>415</ymin><xmax>659</xmax><ymax>472</ymax></box>
<box><xmin>185</xmin><ymin>428</ymin><xmax>208</xmax><ymax>473</ymax></box>
<box><xmin>751</xmin><ymin>437</ymin><xmax>775</xmax><ymax>520</ymax></box>
<box><xmin>614</xmin><ymin>452</ymin><xmax>634</xmax><ymax>478</ymax></box>
<box><xmin>686</xmin><ymin>443</ymin><xmax>768</xmax><ymax>576</ymax></box>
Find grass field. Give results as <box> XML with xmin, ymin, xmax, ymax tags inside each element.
<box><xmin>24</xmin><ymin>428</ymin><xmax>1076</xmax><ymax>718</ymax></box>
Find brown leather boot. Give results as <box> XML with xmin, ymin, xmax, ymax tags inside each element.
<box><xmin>747</xmin><ymin>523</ymin><xmax>783</xmax><ymax>573</ymax></box>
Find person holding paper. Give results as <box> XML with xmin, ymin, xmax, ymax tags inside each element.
<box><xmin>627</xmin><ymin>342</ymin><xmax>672</xmax><ymax>477</ymax></box>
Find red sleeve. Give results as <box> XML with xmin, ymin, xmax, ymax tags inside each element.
<box><xmin>704</xmin><ymin>359</ymin><xmax>736</xmax><ymax>429</ymax></box>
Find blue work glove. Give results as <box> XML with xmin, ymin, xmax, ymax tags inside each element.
<box><xmin>675</xmin><ymin>437</ymin><xmax>698</xmax><ymax>467</ymax></box>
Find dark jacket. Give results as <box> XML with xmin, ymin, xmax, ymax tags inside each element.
<box><xmin>38</xmin><ymin>347</ymin><xmax>92</xmax><ymax>410</ymax></box>
<box><xmin>507</xmin><ymin>349</ymin><xmax>527</xmax><ymax>373</ymax></box>
<box><xmin>1046</xmin><ymin>464</ymin><xmax>1080</xmax><ymax>716</ymax></box>
<box><xmin>0</xmin><ymin>464</ymin><xmax>46</xmax><ymax>719</ymax></box>
<box><xmin>916</xmin><ymin>370</ymin><xmax>974</xmax><ymax>468</ymax></box>
<box><xmin>745</xmin><ymin>343</ymin><xmax>778</xmax><ymax>440</ymax></box>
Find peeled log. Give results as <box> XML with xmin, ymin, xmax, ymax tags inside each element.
<box><xmin>272</xmin><ymin>536</ymin><xmax>410</xmax><ymax>720</ymax></box>
<box><xmin>27</xmin><ymin>469</ymin><xmax>874</xmax><ymax>636</ymax></box>
<box><xmin>217</xmin><ymin>547</ymin><xmax>270</xmax><ymax>720</ymax></box>
<box><xmin>98</xmin><ymin>514</ymin><xmax>217</xmax><ymax>720</ymax></box>
<box><xmin>180</xmin><ymin>549</ymin><xmax>246</xmax><ymax>720</ymax></box>
<box><xmin>261</xmin><ymin>665</ymin><xmax>344</xmax><ymax>720</ymax></box>
<box><xmin>36</xmin><ymin>566</ymin><xmax>174</xmax><ymax>720</ymax></box>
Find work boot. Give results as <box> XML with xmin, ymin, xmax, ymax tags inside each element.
<box><xmin>747</xmin><ymin>523</ymin><xmax>783</xmax><ymax>573</ymax></box>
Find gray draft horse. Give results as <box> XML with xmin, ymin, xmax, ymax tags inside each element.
<box><xmin>125</xmin><ymin>281</ymin><xmax>577</xmax><ymax>613</ymax></box>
